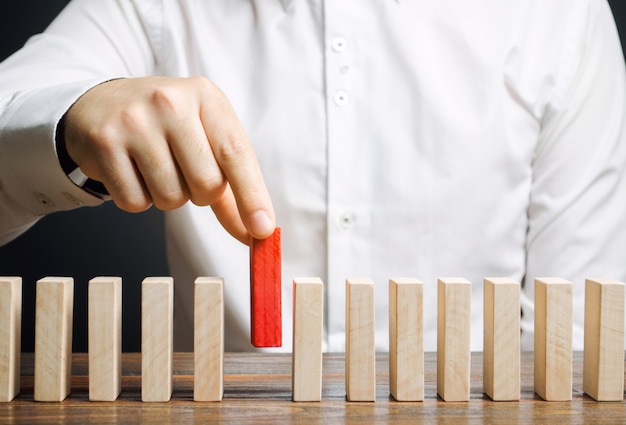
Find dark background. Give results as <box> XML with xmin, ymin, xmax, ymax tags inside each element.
<box><xmin>0</xmin><ymin>1</ymin><xmax>169</xmax><ymax>353</ymax></box>
<box><xmin>1</xmin><ymin>1</ymin><xmax>625</xmax><ymax>353</ymax></box>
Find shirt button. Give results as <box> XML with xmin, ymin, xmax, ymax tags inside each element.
<box><xmin>339</xmin><ymin>213</ymin><xmax>356</xmax><ymax>229</ymax></box>
<box><xmin>34</xmin><ymin>192</ymin><xmax>55</xmax><ymax>208</ymax></box>
<box><xmin>63</xmin><ymin>192</ymin><xmax>84</xmax><ymax>206</ymax></box>
<box><xmin>334</xmin><ymin>91</ymin><xmax>349</xmax><ymax>106</ymax></box>
<box><xmin>332</xmin><ymin>37</ymin><xmax>348</xmax><ymax>52</ymax></box>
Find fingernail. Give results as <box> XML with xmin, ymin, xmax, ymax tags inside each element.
<box><xmin>250</xmin><ymin>210</ymin><xmax>274</xmax><ymax>237</ymax></box>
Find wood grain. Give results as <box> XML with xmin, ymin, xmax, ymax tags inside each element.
<box><xmin>437</xmin><ymin>278</ymin><xmax>471</xmax><ymax>401</ymax></box>
<box><xmin>141</xmin><ymin>277</ymin><xmax>173</xmax><ymax>402</ymax></box>
<box><xmin>0</xmin><ymin>277</ymin><xmax>21</xmax><ymax>402</ymax></box>
<box><xmin>34</xmin><ymin>277</ymin><xmax>73</xmax><ymax>402</ymax></box>
<box><xmin>3</xmin><ymin>352</ymin><xmax>625</xmax><ymax>424</ymax></box>
<box><xmin>534</xmin><ymin>277</ymin><xmax>573</xmax><ymax>401</ymax></box>
<box><xmin>483</xmin><ymin>278</ymin><xmax>520</xmax><ymax>401</ymax></box>
<box><xmin>88</xmin><ymin>277</ymin><xmax>122</xmax><ymax>401</ymax></box>
<box><xmin>194</xmin><ymin>277</ymin><xmax>224</xmax><ymax>401</ymax></box>
<box><xmin>346</xmin><ymin>278</ymin><xmax>376</xmax><ymax>401</ymax></box>
<box><xmin>389</xmin><ymin>278</ymin><xmax>423</xmax><ymax>401</ymax></box>
<box><xmin>291</xmin><ymin>277</ymin><xmax>323</xmax><ymax>401</ymax></box>
<box><xmin>583</xmin><ymin>278</ymin><xmax>625</xmax><ymax>401</ymax></box>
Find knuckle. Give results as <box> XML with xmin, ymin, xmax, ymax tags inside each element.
<box><xmin>117</xmin><ymin>103</ymin><xmax>150</xmax><ymax>131</ymax></box>
<box><xmin>191</xmin><ymin>76</ymin><xmax>218</xmax><ymax>95</ymax></box>
<box><xmin>152</xmin><ymin>190</ymin><xmax>189</xmax><ymax>211</ymax></box>
<box><xmin>188</xmin><ymin>167</ymin><xmax>225</xmax><ymax>191</ymax></box>
<box><xmin>150</xmin><ymin>84</ymin><xmax>188</xmax><ymax>118</ymax></box>
<box><xmin>107</xmin><ymin>176</ymin><xmax>152</xmax><ymax>213</ymax></box>
<box><xmin>73</xmin><ymin>125</ymin><xmax>121</xmax><ymax>178</ymax></box>
<box><xmin>216</xmin><ymin>132</ymin><xmax>252</xmax><ymax>163</ymax></box>
<box><xmin>83</xmin><ymin>120</ymin><xmax>120</xmax><ymax>154</ymax></box>
<box><xmin>91</xmin><ymin>103</ymin><xmax>151</xmax><ymax>146</ymax></box>
<box><xmin>193</xmin><ymin>76</ymin><xmax>232</xmax><ymax>116</ymax></box>
<box><xmin>189</xmin><ymin>175</ymin><xmax>227</xmax><ymax>206</ymax></box>
<box><xmin>113</xmin><ymin>195</ymin><xmax>151</xmax><ymax>213</ymax></box>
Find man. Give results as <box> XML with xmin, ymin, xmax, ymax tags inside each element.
<box><xmin>1</xmin><ymin>0</ymin><xmax>625</xmax><ymax>352</ymax></box>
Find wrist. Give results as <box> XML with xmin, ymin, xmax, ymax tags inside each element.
<box><xmin>55</xmin><ymin>114</ymin><xmax>109</xmax><ymax>198</ymax></box>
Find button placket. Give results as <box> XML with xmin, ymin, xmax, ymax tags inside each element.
<box><xmin>329</xmin><ymin>34</ymin><xmax>350</xmax><ymax>107</ymax></box>
<box><xmin>324</xmin><ymin>2</ymin><xmax>363</xmax><ymax>352</ymax></box>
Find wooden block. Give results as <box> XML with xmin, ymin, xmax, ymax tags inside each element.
<box><xmin>483</xmin><ymin>278</ymin><xmax>520</xmax><ymax>401</ymax></box>
<box><xmin>389</xmin><ymin>278</ymin><xmax>423</xmax><ymax>401</ymax></box>
<box><xmin>250</xmin><ymin>227</ymin><xmax>282</xmax><ymax>348</ymax></box>
<box><xmin>194</xmin><ymin>277</ymin><xmax>224</xmax><ymax>402</ymax></box>
<box><xmin>0</xmin><ymin>277</ymin><xmax>21</xmax><ymax>402</ymax></box>
<box><xmin>34</xmin><ymin>277</ymin><xmax>74</xmax><ymax>402</ymax></box>
<box><xmin>292</xmin><ymin>277</ymin><xmax>324</xmax><ymax>402</ymax></box>
<box><xmin>583</xmin><ymin>278</ymin><xmax>625</xmax><ymax>401</ymax></box>
<box><xmin>345</xmin><ymin>278</ymin><xmax>376</xmax><ymax>401</ymax></box>
<box><xmin>437</xmin><ymin>277</ymin><xmax>471</xmax><ymax>402</ymax></box>
<box><xmin>142</xmin><ymin>277</ymin><xmax>173</xmax><ymax>402</ymax></box>
<box><xmin>534</xmin><ymin>277</ymin><xmax>573</xmax><ymax>401</ymax></box>
<box><xmin>88</xmin><ymin>277</ymin><xmax>122</xmax><ymax>401</ymax></box>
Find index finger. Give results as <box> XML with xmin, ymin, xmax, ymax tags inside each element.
<box><xmin>197</xmin><ymin>79</ymin><xmax>276</xmax><ymax>240</ymax></box>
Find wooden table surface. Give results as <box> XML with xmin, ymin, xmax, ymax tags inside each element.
<box><xmin>1</xmin><ymin>352</ymin><xmax>625</xmax><ymax>424</ymax></box>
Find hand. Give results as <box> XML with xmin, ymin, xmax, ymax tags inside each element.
<box><xmin>63</xmin><ymin>76</ymin><xmax>275</xmax><ymax>244</ymax></box>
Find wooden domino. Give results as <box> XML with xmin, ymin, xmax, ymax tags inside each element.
<box><xmin>141</xmin><ymin>277</ymin><xmax>174</xmax><ymax>402</ymax></box>
<box><xmin>88</xmin><ymin>277</ymin><xmax>122</xmax><ymax>401</ymax></box>
<box><xmin>483</xmin><ymin>278</ymin><xmax>520</xmax><ymax>401</ymax></box>
<box><xmin>4</xmin><ymin>272</ymin><xmax>626</xmax><ymax>407</ymax></box>
<box><xmin>292</xmin><ymin>277</ymin><xmax>324</xmax><ymax>402</ymax></box>
<box><xmin>0</xmin><ymin>277</ymin><xmax>21</xmax><ymax>402</ymax></box>
<box><xmin>437</xmin><ymin>277</ymin><xmax>471</xmax><ymax>402</ymax></box>
<box><xmin>194</xmin><ymin>277</ymin><xmax>224</xmax><ymax>402</ymax></box>
<box><xmin>34</xmin><ymin>277</ymin><xmax>74</xmax><ymax>402</ymax></box>
<box><xmin>345</xmin><ymin>278</ymin><xmax>376</xmax><ymax>401</ymax></box>
<box><xmin>250</xmin><ymin>227</ymin><xmax>282</xmax><ymax>348</ymax></box>
<box><xmin>583</xmin><ymin>278</ymin><xmax>625</xmax><ymax>401</ymax></box>
<box><xmin>534</xmin><ymin>277</ymin><xmax>573</xmax><ymax>401</ymax></box>
<box><xmin>389</xmin><ymin>278</ymin><xmax>424</xmax><ymax>401</ymax></box>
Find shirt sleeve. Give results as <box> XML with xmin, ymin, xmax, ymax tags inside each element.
<box><xmin>521</xmin><ymin>0</ymin><xmax>626</xmax><ymax>349</ymax></box>
<box><xmin>0</xmin><ymin>0</ymin><xmax>157</xmax><ymax>245</ymax></box>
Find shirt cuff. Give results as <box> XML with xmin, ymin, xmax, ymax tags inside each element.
<box><xmin>0</xmin><ymin>80</ymin><xmax>111</xmax><ymax>215</ymax></box>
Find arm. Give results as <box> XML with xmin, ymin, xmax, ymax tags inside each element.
<box><xmin>521</xmin><ymin>0</ymin><xmax>626</xmax><ymax>349</ymax></box>
<box><xmin>0</xmin><ymin>0</ymin><xmax>274</xmax><ymax>245</ymax></box>
<box><xmin>0</xmin><ymin>0</ymin><xmax>154</xmax><ymax>244</ymax></box>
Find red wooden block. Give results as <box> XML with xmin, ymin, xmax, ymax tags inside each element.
<box><xmin>250</xmin><ymin>227</ymin><xmax>282</xmax><ymax>347</ymax></box>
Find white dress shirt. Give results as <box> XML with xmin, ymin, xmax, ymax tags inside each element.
<box><xmin>1</xmin><ymin>0</ymin><xmax>625</xmax><ymax>352</ymax></box>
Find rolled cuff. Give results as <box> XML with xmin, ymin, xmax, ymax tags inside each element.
<box><xmin>0</xmin><ymin>79</ymin><xmax>112</xmax><ymax>216</ymax></box>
